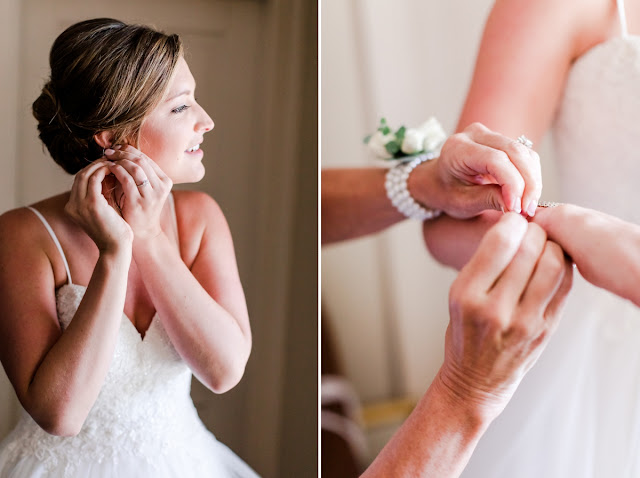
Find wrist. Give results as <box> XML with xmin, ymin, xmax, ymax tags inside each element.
<box><xmin>98</xmin><ymin>240</ymin><xmax>132</xmax><ymax>261</ymax></box>
<box><xmin>98</xmin><ymin>245</ymin><xmax>132</xmax><ymax>271</ymax></box>
<box><xmin>132</xmin><ymin>230</ymin><xmax>170</xmax><ymax>259</ymax></box>
<box><xmin>433</xmin><ymin>366</ymin><xmax>507</xmax><ymax>426</ymax></box>
<box><xmin>406</xmin><ymin>157</ymin><xmax>446</xmax><ymax>212</ymax></box>
<box><xmin>387</xmin><ymin>155</ymin><xmax>442</xmax><ymax>220</ymax></box>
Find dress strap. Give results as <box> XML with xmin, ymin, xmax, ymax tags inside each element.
<box><xmin>617</xmin><ymin>0</ymin><xmax>629</xmax><ymax>37</ymax></box>
<box><xmin>167</xmin><ymin>192</ymin><xmax>180</xmax><ymax>243</ymax></box>
<box><xmin>26</xmin><ymin>207</ymin><xmax>73</xmax><ymax>285</ymax></box>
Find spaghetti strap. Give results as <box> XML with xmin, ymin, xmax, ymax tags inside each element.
<box><xmin>26</xmin><ymin>207</ymin><xmax>73</xmax><ymax>285</ymax></box>
<box><xmin>617</xmin><ymin>0</ymin><xmax>629</xmax><ymax>37</ymax></box>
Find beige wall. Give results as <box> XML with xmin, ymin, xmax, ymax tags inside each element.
<box><xmin>321</xmin><ymin>0</ymin><xmax>558</xmax><ymax>403</ymax></box>
<box><xmin>0</xmin><ymin>0</ymin><xmax>21</xmax><ymax>438</ymax></box>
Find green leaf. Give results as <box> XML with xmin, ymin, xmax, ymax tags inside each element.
<box><xmin>385</xmin><ymin>141</ymin><xmax>400</xmax><ymax>155</ymax></box>
<box><xmin>380</xmin><ymin>125</ymin><xmax>391</xmax><ymax>135</ymax></box>
<box><xmin>395</xmin><ymin>126</ymin><xmax>406</xmax><ymax>142</ymax></box>
<box><xmin>363</xmin><ymin>134</ymin><xmax>371</xmax><ymax>144</ymax></box>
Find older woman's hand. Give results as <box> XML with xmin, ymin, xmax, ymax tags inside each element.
<box><xmin>436</xmin><ymin>213</ymin><xmax>572</xmax><ymax>419</ymax></box>
<box><xmin>104</xmin><ymin>145</ymin><xmax>173</xmax><ymax>242</ymax></box>
<box><xmin>409</xmin><ymin>122</ymin><xmax>542</xmax><ymax>219</ymax></box>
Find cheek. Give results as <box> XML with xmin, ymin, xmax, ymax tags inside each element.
<box><xmin>139</xmin><ymin>129</ymin><xmax>171</xmax><ymax>162</ymax></box>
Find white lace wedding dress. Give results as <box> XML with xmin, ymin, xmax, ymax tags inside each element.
<box><xmin>0</xmin><ymin>199</ymin><xmax>259</xmax><ymax>477</ymax></box>
<box><xmin>461</xmin><ymin>1</ymin><xmax>640</xmax><ymax>477</ymax></box>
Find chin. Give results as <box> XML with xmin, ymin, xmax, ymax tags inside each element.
<box><xmin>174</xmin><ymin>167</ymin><xmax>206</xmax><ymax>185</ymax></box>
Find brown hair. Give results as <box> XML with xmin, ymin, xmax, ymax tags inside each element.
<box><xmin>32</xmin><ymin>18</ymin><xmax>183</xmax><ymax>174</ymax></box>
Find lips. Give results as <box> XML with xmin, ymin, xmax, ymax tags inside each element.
<box><xmin>186</xmin><ymin>144</ymin><xmax>200</xmax><ymax>152</ymax></box>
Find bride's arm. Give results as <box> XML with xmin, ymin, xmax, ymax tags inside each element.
<box><xmin>456</xmin><ymin>0</ymin><xmax>589</xmax><ymax>140</ymax></box>
<box><xmin>422</xmin><ymin>211</ymin><xmax>503</xmax><ymax>271</ymax></box>
<box><xmin>131</xmin><ymin>191</ymin><xmax>251</xmax><ymax>394</ymax></box>
<box><xmin>533</xmin><ymin>205</ymin><xmax>640</xmax><ymax>307</ymax></box>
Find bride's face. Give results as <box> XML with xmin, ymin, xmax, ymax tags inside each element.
<box><xmin>138</xmin><ymin>57</ymin><xmax>214</xmax><ymax>184</ymax></box>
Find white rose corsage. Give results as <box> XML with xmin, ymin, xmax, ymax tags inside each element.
<box><xmin>363</xmin><ymin>116</ymin><xmax>447</xmax><ymax>161</ymax></box>
<box><xmin>365</xmin><ymin>117</ymin><xmax>447</xmax><ymax>220</ymax></box>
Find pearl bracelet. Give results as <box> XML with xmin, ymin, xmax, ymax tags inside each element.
<box><xmin>384</xmin><ymin>153</ymin><xmax>442</xmax><ymax>221</ymax></box>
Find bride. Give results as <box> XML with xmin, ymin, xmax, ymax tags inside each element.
<box><xmin>423</xmin><ymin>0</ymin><xmax>640</xmax><ymax>476</ymax></box>
<box><xmin>0</xmin><ymin>18</ymin><xmax>258</xmax><ymax>477</ymax></box>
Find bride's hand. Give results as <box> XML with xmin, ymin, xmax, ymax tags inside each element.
<box><xmin>65</xmin><ymin>160</ymin><xmax>133</xmax><ymax>253</ymax></box>
<box><xmin>104</xmin><ymin>145</ymin><xmax>173</xmax><ymax>242</ymax></box>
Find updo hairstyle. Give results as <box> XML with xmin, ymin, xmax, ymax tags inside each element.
<box><xmin>32</xmin><ymin>18</ymin><xmax>183</xmax><ymax>174</ymax></box>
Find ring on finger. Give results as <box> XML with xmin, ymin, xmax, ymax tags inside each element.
<box><xmin>517</xmin><ymin>135</ymin><xmax>533</xmax><ymax>149</ymax></box>
<box><xmin>136</xmin><ymin>179</ymin><xmax>150</xmax><ymax>188</ymax></box>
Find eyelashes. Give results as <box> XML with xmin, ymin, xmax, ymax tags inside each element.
<box><xmin>171</xmin><ymin>104</ymin><xmax>190</xmax><ymax>114</ymax></box>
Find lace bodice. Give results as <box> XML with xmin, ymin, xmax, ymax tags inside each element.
<box><xmin>461</xmin><ymin>5</ymin><xmax>640</xmax><ymax>477</ymax></box>
<box><xmin>552</xmin><ymin>35</ymin><xmax>640</xmax><ymax>223</ymax></box>
<box><xmin>1</xmin><ymin>284</ymin><xmax>217</xmax><ymax>476</ymax></box>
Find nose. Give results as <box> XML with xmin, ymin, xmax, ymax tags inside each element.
<box><xmin>197</xmin><ymin>105</ymin><xmax>214</xmax><ymax>133</ymax></box>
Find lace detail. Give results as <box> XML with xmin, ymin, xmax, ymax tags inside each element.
<box><xmin>0</xmin><ymin>284</ymin><xmax>258</xmax><ymax>477</ymax></box>
<box><xmin>553</xmin><ymin>36</ymin><xmax>640</xmax><ymax>223</ymax></box>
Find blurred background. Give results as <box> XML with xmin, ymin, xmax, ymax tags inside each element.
<box><xmin>0</xmin><ymin>0</ymin><xmax>317</xmax><ymax>477</ymax></box>
<box><xmin>321</xmin><ymin>0</ymin><xmax>559</xmax><ymax>474</ymax></box>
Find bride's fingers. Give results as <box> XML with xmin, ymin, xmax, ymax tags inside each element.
<box><xmin>107</xmin><ymin>162</ymin><xmax>141</xmax><ymax>197</ymax></box>
<box><xmin>72</xmin><ymin>160</ymin><xmax>112</xmax><ymax>202</ymax></box>
<box><xmin>110</xmin><ymin>158</ymin><xmax>153</xmax><ymax>189</ymax></box>
<box><xmin>87</xmin><ymin>166</ymin><xmax>111</xmax><ymax>203</ymax></box>
<box><xmin>105</xmin><ymin>148</ymin><xmax>160</xmax><ymax>188</ymax></box>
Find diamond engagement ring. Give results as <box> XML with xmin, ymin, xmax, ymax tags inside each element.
<box><xmin>136</xmin><ymin>179</ymin><xmax>150</xmax><ymax>188</ymax></box>
<box><xmin>517</xmin><ymin>135</ymin><xmax>533</xmax><ymax>149</ymax></box>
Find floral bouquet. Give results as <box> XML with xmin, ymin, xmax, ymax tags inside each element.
<box><xmin>364</xmin><ymin>116</ymin><xmax>447</xmax><ymax>161</ymax></box>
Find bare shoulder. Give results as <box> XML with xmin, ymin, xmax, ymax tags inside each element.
<box><xmin>489</xmin><ymin>0</ymin><xmax>616</xmax><ymax>57</ymax></box>
<box><xmin>0</xmin><ymin>193</ymin><xmax>75</xmax><ymax>287</ymax></box>
<box><xmin>171</xmin><ymin>190</ymin><xmax>231</xmax><ymax>264</ymax></box>
<box><xmin>0</xmin><ymin>206</ymin><xmax>48</xmax><ymax>251</ymax></box>
<box><xmin>172</xmin><ymin>190</ymin><xmax>227</xmax><ymax>230</ymax></box>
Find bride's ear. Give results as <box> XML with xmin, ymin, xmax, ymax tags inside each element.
<box><xmin>93</xmin><ymin>131</ymin><xmax>115</xmax><ymax>149</ymax></box>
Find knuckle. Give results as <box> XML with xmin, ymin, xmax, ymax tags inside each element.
<box><xmin>506</xmin><ymin>321</ymin><xmax>537</xmax><ymax>340</ymax></box>
<box><xmin>485</xmin><ymin>191</ymin><xmax>502</xmax><ymax>211</ymax></box>
<box><xmin>480</xmin><ymin>307</ymin><xmax>507</xmax><ymax>330</ymax></box>
<box><xmin>529</xmin><ymin>150</ymin><xmax>541</xmax><ymax>163</ymax></box>
<box><xmin>466</xmin><ymin>122</ymin><xmax>487</xmax><ymax>134</ymax></box>
<box><xmin>444</xmin><ymin>132</ymin><xmax>464</xmax><ymax>148</ymax></box>
<box><xmin>507</xmin><ymin>140</ymin><xmax>528</xmax><ymax>157</ymax></box>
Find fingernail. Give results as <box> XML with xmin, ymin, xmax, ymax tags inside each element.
<box><xmin>526</xmin><ymin>200</ymin><xmax>537</xmax><ymax>217</ymax></box>
<box><xmin>113</xmin><ymin>144</ymin><xmax>122</xmax><ymax>150</ymax></box>
<box><xmin>511</xmin><ymin>196</ymin><xmax>522</xmax><ymax>214</ymax></box>
<box><xmin>104</xmin><ymin>148</ymin><xmax>115</xmax><ymax>155</ymax></box>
